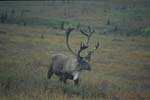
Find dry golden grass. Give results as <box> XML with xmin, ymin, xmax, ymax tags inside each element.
<box><xmin>0</xmin><ymin>24</ymin><xmax>150</xmax><ymax>100</ymax></box>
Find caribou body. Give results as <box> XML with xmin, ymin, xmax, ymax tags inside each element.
<box><xmin>48</xmin><ymin>27</ymin><xmax>99</xmax><ymax>85</ymax></box>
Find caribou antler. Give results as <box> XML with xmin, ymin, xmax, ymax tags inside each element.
<box><xmin>66</xmin><ymin>26</ymin><xmax>98</xmax><ymax>59</ymax></box>
<box><xmin>85</xmin><ymin>42</ymin><xmax>99</xmax><ymax>61</ymax></box>
<box><xmin>78</xmin><ymin>42</ymin><xmax>88</xmax><ymax>58</ymax></box>
<box><xmin>66</xmin><ymin>27</ymin><xmax>89</xmax><ymax>58</ymax></box>
<box><xmin>80</xmin><ymin>26</ymin><xmax>99</xmax><ymax>59</ymax></box>
<box><xmin>66</xmin><ymin>27</ymin><xmax>77</xmax><ymax>56</ymax></box>
<box><xmin>80</xmin><ymin>26</ymin><xmax>95</xmax><ymax>45</ymax></box>
<box><xmin>89</xmin><ymin>42</ymin><xmax>99</xmax><ymax>54</ymax></box>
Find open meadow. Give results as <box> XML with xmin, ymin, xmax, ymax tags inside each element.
<box><xmin>0</xmin><ymin>24</ymin><xmax>150</xmax><ymax>100</ymax></box>
<box><xmin>0</xmin><ymin>0</ymin><xmax>150</xmax><ymax>100</ymax></box>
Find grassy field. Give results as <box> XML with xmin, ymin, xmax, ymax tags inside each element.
<box><xmin>0</xmin><ymin>24</ymin><xmax>150</xmax><ymax>100</ymax></box>
<box><xmin>0</xmin><ymin>0</ymin><xmax>150</xmax><ymax>100</ymax></box>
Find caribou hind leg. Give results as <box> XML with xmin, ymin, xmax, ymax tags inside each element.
<box><xmin>47</xmin><ymin>64</ymin><xmax>53</xmax><ymax>79</ymax></box>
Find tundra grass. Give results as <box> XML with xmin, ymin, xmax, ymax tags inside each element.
<box><xmin>0</xmin><ymin>24</ymin><xmax>150</xmax><ymax>100</ymax></box>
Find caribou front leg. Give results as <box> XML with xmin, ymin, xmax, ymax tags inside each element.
<box><xmin>73</xmin><ymin>72</ymin><xmax>80</xmax><ymax>86</ymax></box>
<box><xmin>74</xmin><ymin>78</ymin><xmax>79</xmax><ymax>85</ymax></box>
<box><xmin>61</xmin><ymin>74</ymin><xmax>67</xmax><ymax>84</ymax></box>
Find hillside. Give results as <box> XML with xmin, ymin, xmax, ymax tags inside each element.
<box><xmin>0</xmin><ymin>0</ymin><xmax>150</xmax><ymax>36</ymax></box>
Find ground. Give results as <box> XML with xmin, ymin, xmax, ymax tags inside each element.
<box><xmin>0</xmin><ymin>24</ymin><xmax>150</xmax><ymax>100</ymax></box>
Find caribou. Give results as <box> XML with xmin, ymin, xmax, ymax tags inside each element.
<box><xmin>47</xmin><ymin>26</ymin><xmax>99</xmax><ymax>85</ymax></box>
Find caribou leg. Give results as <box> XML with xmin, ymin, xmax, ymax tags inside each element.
<box><xmin>62</xmin><ymin>74</ymin><xmax>67</xmax><ymax>84</ymax></box>
<box><xmin>74</xmin><ymin>78</ymin><xmax>79</xmax><ymax>86</ymax></box>
<box><xmin>47</xmin><ymin>65</ymin><xmax>53</xmax><ymax>79</ymax></box>
<box><xmin>58</xmin><ymin>77</ymin><xmax>63</xmax><ymax>82</ymax></box>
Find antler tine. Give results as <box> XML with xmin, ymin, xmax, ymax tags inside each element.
<box><xmin>78</xmin><ymin>41</ymin><xmax>88</xmax><ymax>58</ymax></box>
<box><xmin>66</xmin><ymin>27</ymin><xmax>78</xmax><ymax>56</ymax></box>
<box><xmin>88</xmin><ymin>26</ymin><xmax>95</xmax><ymax>33</ymax></box>
<box><xmin>88</xmin><ymin>42</ymin><xmax>99</xmax><ymax>55</ymax></box>
<box><xmin>80</xmin><ymin>26</ymin><xmax>94</xmax><ymax>37</ymax></box>
<box><xmin>80</xmin><ymin>26</ymin><xmax>95</xmax><ymax>45</ymax></box>
<box><xmin>80</xmin><ymin>29</ymin><xmax>88</xmax><ymax>37</ymax></box>
<box><xmin>87</xmin><ymin>26</ymin><xmax>93</xmax><ymax>33</ymax></box>
<box><xmin>95</xmin><ymin>42</ymin><xmax>99</xmax><ymax>49</ymax></box>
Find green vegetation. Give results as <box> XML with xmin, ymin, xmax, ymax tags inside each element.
<box><xmin>0</xmin><ymin>0</ymin><xmax>150</xmax><ymax>100</ymax></box>
<box><xmin>0</xmin><ymin>24</ymin><xmax>150</xmax><ymax>100</ymax></box>
<box><xmin>0</xmin><ymin>0</ymin><xmax>150</xmax><ymax>36</ymax></box>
